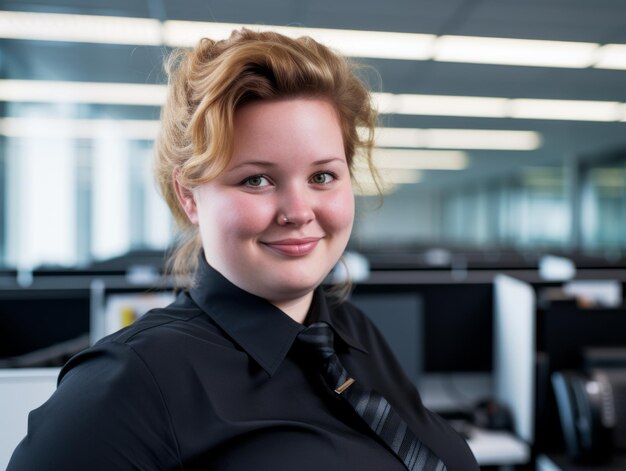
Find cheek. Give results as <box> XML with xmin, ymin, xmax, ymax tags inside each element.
<box><xmin>212</xmin><ymin>194</ymin><xmax>275</xmax><ymax>239</ymax></box>
<box><xmin>324</xmin><ymin>188</ymin><xmax>355</xmax><ymax>234</ymax></box>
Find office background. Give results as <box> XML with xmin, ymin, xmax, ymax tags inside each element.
<box><xmin>2</xmin><ymin>1</ymin><xmax>626</xmax><ymax>470</ymax></box>
<box><xmin>1</xmin><ymin>0</ymin><xmax>626</xmax><ymax>269</ymax></box>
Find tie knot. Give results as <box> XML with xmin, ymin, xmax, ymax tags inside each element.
<box><xmin>297</xmin><ymin>322</ymin><xmax>336</xmax><ymax>361</ymax></box>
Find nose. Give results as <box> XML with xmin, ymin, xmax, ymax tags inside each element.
<box><xmin>276</xmin><ymin>185</ymin><xmax>315</xmax><ymax>226</ymax></box>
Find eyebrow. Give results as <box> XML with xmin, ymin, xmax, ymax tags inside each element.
<box><xmin>230</xmin><ymin>157</ymin><xmax>345</xmax><ymax>171</ymax></box>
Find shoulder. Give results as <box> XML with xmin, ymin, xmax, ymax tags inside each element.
<box><xmin>87</xmin><ymin>292</ymin><xmax>231</xmax><ymax>365</ymax></box>
<box><xmin>104</xmin><ymin>291</ymin><xmax>210</xmax><ymax>345</ymax></box>
<box><xmin>57</xmin><ymin>291</ymin><xmax>234</xmax><ymax>402</ymax></box>
<box><xmin>9</xmin><ymin>333</ymin><xmax>184</xmax><ymax>469</ymax></box>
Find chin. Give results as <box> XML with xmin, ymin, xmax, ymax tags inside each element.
<box><xmin>266</xmin><ymin>274</ymin><xmax>325</xmax><ymax>300</ymax></box>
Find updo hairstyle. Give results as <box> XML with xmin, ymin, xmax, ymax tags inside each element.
<box><xmin>154</xmin><ymin>28</ymin><xmax>378</xmax><ymax>283</ymax></box>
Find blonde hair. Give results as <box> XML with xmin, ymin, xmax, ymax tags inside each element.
<box><xmin>154</xmin><ymin>28</ymin><xmax>378</xmax><ymax>285</ymax></box>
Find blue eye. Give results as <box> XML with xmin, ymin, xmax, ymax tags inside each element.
<box><xmin>243</xmin><ymin>175</ymin><xmax>271</xmax><ymax>187</ymax></box>
<box><xmin>311</xmin><ymin>172</ymin><xmax>335</xmax><ymax>184</ymax></box>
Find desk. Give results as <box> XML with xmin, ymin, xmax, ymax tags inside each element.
<box><xmin>465</xmin><ymin>424</ymin><xmax>530</xmax><ymax>467</ymax></box>
<box><xmin>420</xmin><ymin>374</ymin><xmax>530</xmax><ymax>467</ymax></box>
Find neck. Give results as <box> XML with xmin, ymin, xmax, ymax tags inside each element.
<box><xmin>271</xmin><ymin>291</ymin><xmax>314</xmax><ymax>324</ymax></box>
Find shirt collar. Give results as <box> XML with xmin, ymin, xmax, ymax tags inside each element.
<box><xmin>189</xmin><ymin>255</ymin><xmax>367</xmax><ymax>376</ymax></box>
<box><xmin>306</xmin><ymin>286</ymin><xmax>368</xmax><ymax>355</ymax></box>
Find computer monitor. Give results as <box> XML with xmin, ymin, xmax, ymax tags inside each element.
<box><xmin>0</xmin><ymin>286</ymin><xmax>90</xmax><ymax>359</ymax></box>
<box><xmin>349</xmin><ymin>281</ymin><xmax>493</xmax><ymax>413</ymax></box>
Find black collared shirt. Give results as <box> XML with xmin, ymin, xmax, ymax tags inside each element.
<box><xmin>8</xmin><ymin>260</ymin><xmax>478</xmax><ymax>470</ymax></box>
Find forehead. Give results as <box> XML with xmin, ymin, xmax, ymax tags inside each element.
<box><xmin>234</xmin><ymin>97</ymin><xmax>340</xmax><ymax>129</ymax></box>
<box><xmin>229</xmin><ymin>98</ymin><xmax>345</xmax><ymax>163</ymax></box>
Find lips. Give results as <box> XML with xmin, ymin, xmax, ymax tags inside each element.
<box><xmin>262</xmin><ymin>237</ymin><xmax>322</xmax><ymax>256</ymax></box>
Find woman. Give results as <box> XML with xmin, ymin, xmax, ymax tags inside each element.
<box><xmin>8</xmin><ymin>29</ymin><xmax>478</xmax><ymax>470</ymax></box>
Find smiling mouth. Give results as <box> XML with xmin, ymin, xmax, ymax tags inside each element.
<box><xmin>262</xmin><ymin>238</ymin><xmax>321</xmax><ymax>256</ymax></box>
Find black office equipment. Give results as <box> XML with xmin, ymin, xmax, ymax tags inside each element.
<box><xmin>536</xmin><ymin>301</ymin><xmax>626</xmax><ymax>458</ymax></box>
<box><xmin>349</xmin><ymin>276</ymin><xmax>493</xmax><ymax>417</ymax></box>
<box><xmin>552</xmin><ymin>370</ymin><xmax>615</xmax><ymax>463</ymax></box>
<box><xmin>552</xmin><ymin>348</ymin><xmax>626</xmax><ymax>464</ymax></box>
<box><xmin>0</xmin><ymin>285</ymin><xmax>90</xmax><ymax>360</ymax></box>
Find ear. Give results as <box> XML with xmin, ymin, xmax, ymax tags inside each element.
<box><xmin>173</xmin><ymin>169</ymin><xmax>199</xmax><ymax>225</ymax></box>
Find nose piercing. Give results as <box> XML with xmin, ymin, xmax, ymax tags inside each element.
<box><xmin>282</xmin><ymin>215</ymin><xmax>290</xmax><ymax>224</ymax></box>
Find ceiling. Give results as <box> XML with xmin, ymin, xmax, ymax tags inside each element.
<box><xmin>2</xmin><ymin>0</ymin><xmax>626</xmax><ymax>192</ymax></box>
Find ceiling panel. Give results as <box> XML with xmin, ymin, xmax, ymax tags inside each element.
<box><xmin>459</xmin><ymin>0</ymin><xmax>626</xmax><ymax>42</ymax></box>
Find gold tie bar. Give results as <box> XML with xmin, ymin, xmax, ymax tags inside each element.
<box><xmin>334</xmin><ymin>377</ymin><xmax>355</xmax><ymax>394</ymax></box>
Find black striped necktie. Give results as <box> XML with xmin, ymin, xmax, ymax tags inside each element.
<box><xmin>297</xmin><ymin>322</ymin><xmax>447</xmax><ymax>471</ymax></box>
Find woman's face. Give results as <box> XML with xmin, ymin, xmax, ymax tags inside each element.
<box><xmin>178</xmin><ymin>98</ymin><xmax>354</xmax><ymax>307</ymax></box>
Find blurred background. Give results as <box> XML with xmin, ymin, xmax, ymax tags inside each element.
<box><xmin>2</xmin><ymin>1</ymin><xmax>626</xmax><ymax>470</ymax></box>
<box><xmin>1</xmin><ymin>0</ymin><xmax>626</xmax><ymax>270</ymax></box>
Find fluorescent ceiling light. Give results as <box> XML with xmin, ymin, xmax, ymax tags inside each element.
<box><xmin>0</xmin><ymin>11</ymin><xmax>161</xmax><ymax>45</ymax></box>
<box><xmin>163</xmin><ymin>21</ymin><xmax>435</xmax><ymax>60</ymax></box>
<box><xmin>435</xmin><ymin>35</ymin><xmax>597</xmax><ymax>68</ymax></box>
<box><xmin>374</xmin><ymin>127</ymin><xmax>541</xmax><ymax>150</ymax></box>
<box><xmin>594</xmin><ymin>44</ymin><xmax>626</xmax><ymax>70</ymax></box>
<box><xmin>374</xmin><ymin>92</ymin><xmax>626</xmax><ymax>122</ymax></box>
<box><xmin>352</xmin><ymin>169</ymin><xmax>422</xmax><ymax>196</ymax></box>
<box><xmin>0</xmin><ymin>117</ymin><xmax>160</xmax><ymax>140</ymax></box>
<box><xmin>0</xmin><ymin>80</ymin><xmax>166</xmax><ymax>106</ymax></box>
<box><xmin>1</xmin><ymin>11</ymin><xmax>622</xmax><ymax>69</ymax></box>
<box><xmin>522</xmin><ymin>167</ymin><xmax>563</xmax><ymax>187</ymax></box>
<box><xmin>523</xmin><ymin>174</ymin><xmax>564</xmax><ymax>188</ymax></box>
<box><xmin>381</xmin><ymin>168</ymin><xmax>422</xmax><ymax>184</ymax></box>
<box><xmin>0</xmin><ymin>116</ymin><xmax>539</xmax><ymax>153</ymax></box>
<box><xmin>2</xmin><ymin>79</ymin><xmax>624</xmax><ymax>123</ymax></box>
<box><xmin>510</xmin><ymin>98</ymin><xmax>622</xmax><ymax>122</ymax></box>
<box><xmin>161</xmin><ymin>21</ymin><xmax>240</xmax><ymax>47</ymax></box>
<box><xmin>297</xmin><ymin>28</ymin><xmax>434</xmax><ymax>61</ymax></box>
<box><xmin>353</xmin><ymin>167</ymin><xmax>421</xmax><ymax>184</ymax></box>
<box><xmin>374</xmin><ymin>93</ymin><xmax>509</xmax><ymax>118</ymax></box>
<box><xmin>373</xmin><ymin>149</ymin><xmax>468</xmax><ymax>170</ymax></box>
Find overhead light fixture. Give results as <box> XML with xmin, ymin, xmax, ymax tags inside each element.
<box><xmin>425</xmin><ymin>128</ymin><xmax>541</xmax><ymax>149</ymax></box>
<box><xmin>161</xmin><ymin>21</ymin><xmax>240</xmax><ymax>47</ymax></box>
<box><xmin>594</xmin><ymin>44</ymin><xmax>626</xmax><ymax>70</ymax></box>
<box><xmin>3</xmin><ymin>11</ymin><xmax>625</xmax><ymax>69</ymax></box>
<box><xmin>590</xmin><ymin>168</ymin><xmax>626</xmax><ymax>187</ymax></box>
<box><xmin>374</xmin><ymin>92</ymin><xmax>626</xmax><ymax>122</ymax></box>
<box><xmin>0</xmin><ymin>117</ymin><xmax>540</xmax><ymax>152</ymax></box>
<box><xmin>2</xmin><ymin>78</ymin><xmax>624</xmax><ymax>123</ymax></box>
<box><xmin>163</xmin><ymin>21</ymin><xmax>435</xmax><ymax>60</ymax></box>
<box><xmin>374</xmin><ymin>127</ymin><xmax>541</xmax><ymax>150</ymax></box>
<box><xmin>509</xmin><ymin>98</ymin><xmax>622</xmax><ymax>121</ymax></box>
<box><xmin>374</xmin><ymin>93</ymin><xmax>509</xmax><ymax>118</ymax></box>
<box><xmin>351</xmin><ymin>168</ymin><xmax>422</xmax><ymax>196</ymax></box>
<box><xmin>0</xmin><ymin>11</ymin><xmax>161</xmax><ymax>45</ymax></box>
<box><xmin>434</xmin><ymin>35</ymin><xmax>597</xmax><ymax>68</ymax></box>
<box><xmin>0</xmin><ymin>80</ymin><xmax>166</xmax><ymax>106</ymax></box>
<box><xmin>522</xmin><ymin>167</ymin><xmax>563</xmax><ymax>188</ymax></box>
<box><xmin>353</xmin><ymin>166</ymin><xmax>421</xmax><ymax>183</ymax></box>
<box><xmin>373</xmin><ymin>149</ymin><xmax>468</xmax><ymax>170</ymax></box>
<box><xmin>0</xmin><ymin>117</ymin><xmax>160</xmax><ymax>139</ymax></box>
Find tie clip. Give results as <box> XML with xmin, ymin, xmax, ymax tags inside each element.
<box><xmin>334</xmin><ymin>378</ymin><xmax>355</xmax><ymax>394</ymax></box>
